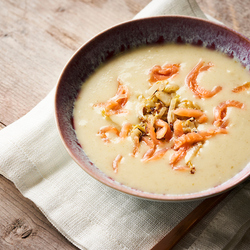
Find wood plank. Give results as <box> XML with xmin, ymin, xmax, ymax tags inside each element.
<box><xmin>197</xmin><ymin>0</ymin><xmax>250</xmax><ymax>38</ymax></box>
<box><xmin>151</xmin><ymin>191</ymin><xmax>230</xmax><ymax>250</ymax></box>
<box><xmin>0</xmin><ymin>122</ymin><xmax>5</xmax><ymax>130</ymax></box>
<box><xmin>0</xmin><ymin>175</ymin><xmax>78</xmax><ymax>249</ymax></box>
<box><xmin>0</xmin><ymin>0</ymin><xmax>150</xmax><ymax>125</ymax></box>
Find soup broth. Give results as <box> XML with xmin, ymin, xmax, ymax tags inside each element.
<box><xmin>73</xmin><ymin>44</ymin><xmax>250</xmax><ymax>195</ymax></box>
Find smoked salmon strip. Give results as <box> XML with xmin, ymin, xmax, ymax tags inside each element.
<box><xmin>172</xmin><ymin>165</ymin><xmax>191</xmax><ymax>172</ymax></box>
<box><xmin>173</xmin><ymin>119</ymin><xmax>184</xmax><ymax>137</ymax></box>
<box><xmin>149</xmin><ymin>63</ymin><xmax>180</xmax><ymax>84</ymax></box>
<box><xmin>112</xmin><ymin>154</ymin><xmax>123</xmax><ymax>173</ymax></box>
<box><xmin>199</xmin><ymin>127</ymin><xmax>228</xmax><ymax>139</ymax></box>
<box><xmin>169</xmin><ymin>146</ymin><xmax>190</xmax><ymax>166</ymax></box>
<box><xmin>186</xmin><ymin>60</ymin><xmax>222</xmax><ymax>98</ymax></box>
<box><xmin>174</xmin><ymin>127</ymin><xmax>228</xmax><ymax>150</ymax></box>
<box><xmin>142</xmin><ymin>148</ymin><xmax>168</xmax><ymax>162</ymax></box>
<box><xmin>94</xmin><ymin>79</ymin><xmax>129</xmax><ymax>116</ymax></box>
<box><xmin>173</xmin><ymin>108</ymin><xmax>208</xmax><ymax>123</ymax></box>
<box><xmin>142</xmin><ymin>136</ymin><xmax>155</xmax><ymax>149</ymax></box>
<box><xmin>98</xmin><ymin>123</ymin><xmax>133</xmax><ymax>143</ymax></box>
<box><xmin>170</xmin><ymin>127</ymin><xmax>228</xmax><ymax>166</ymax></box>
<box><xmin>132</xmin><ymin>134</ymin><xmax>140</xmax><ymax>156</ymax></box>
<box><xmin>174</xmin><ymin>132</ymin><xmax>204</xmax><ymax>150</ymax></box>
<box><xmin>141</xmin><ymin>148</ymin><xmax>155</xmax><ymax>162</ymax></box>
<box><xmin>213</xmin><ymin>100</ymin><xmax>245</xmax><ymax>127</ymax></box>
<box><xmin>147</xmin><ymin>120</ymin><xmax>162</xmax><ymax>146</ymax></box>
<box><xmin>98</xmin><ymin>126</ymin><xmax>120</xmax><ymax>143</ymax></box>
<box><xmin>232</xmin><ymin>82</ymin><xmax>250</xmax><ymax>93</ymax></box>
<box><xmin>155</xmin><ymin>119</ymin><xmax>171</xmax><ymax>139</ymax></box>
<box><xmin>119</xmin><ymin>122</ymin><xmax>132</xmax><ymax>139</ymax></box>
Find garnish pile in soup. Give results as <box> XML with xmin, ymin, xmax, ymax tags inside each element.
<box><xmin>73</xmin><ymin>44</ymin><xmax>250</xmax><ymax>195</ymax></box>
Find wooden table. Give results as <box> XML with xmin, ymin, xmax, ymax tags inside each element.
<box><xmin>0</xmin><ymin>0</ymin><xmax>249</xmax><ymax>249</ymax></box>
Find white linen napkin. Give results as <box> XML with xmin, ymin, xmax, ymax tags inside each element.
<box><xmin>0</xmin><ymin>0</ymin><xmax>249</xmax><ymax>249</ymax></box>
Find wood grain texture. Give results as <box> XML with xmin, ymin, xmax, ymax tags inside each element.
<box><xmin>151</xmin><ymin>191</ymin><xmax>230</xmax><ymax>250</ymax></box>
<box><xmin>197</xmin><ymin>0</ymin><xmax>250</xmax><ymax>38</ymax></box>
<box><xmin>0</xmin><ymin>0</ymin><xmax>150</xmax><ymax>125</ymax></box>
<box><xmin>0</xmin><ymin>175</ymin><xmax>78</xmax><ymax>250</ymax></box>
<box><xmin>0</xmin><ymin>123</ymin><xmax>5</xmax><ymax>130</ymax></box>
<box><xmin>0</xmin><ymin>0</ymin><xmax>249</xmax><ymax>249</ymax></box>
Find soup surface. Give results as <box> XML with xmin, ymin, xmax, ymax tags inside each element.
<box><xmin>73</xmin><ymin>44</ymin><xmax>250</xmax><ymax>195</ymax></box>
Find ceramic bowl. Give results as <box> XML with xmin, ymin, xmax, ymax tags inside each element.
<box><xmin>55</xmin><ymin>16</ymin><xmax>250</xmax><ymax>201</ymax></box>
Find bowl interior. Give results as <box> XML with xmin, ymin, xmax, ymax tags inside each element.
<box><xmin>55</xmin><ymin>16</ymin><xmax>250</xmax><ymax>201</ymax></box>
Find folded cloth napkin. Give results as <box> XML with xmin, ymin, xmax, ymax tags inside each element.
<box><xmin>0</xmin><ymin>0</ymin><xmax>249</xmax><ymax>249</ymax></box>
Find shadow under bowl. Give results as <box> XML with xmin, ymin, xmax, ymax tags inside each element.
<box><xmin>55</xmin><ymin>16</ymin><xmax>250</xmax><ymax>201</ymax></box>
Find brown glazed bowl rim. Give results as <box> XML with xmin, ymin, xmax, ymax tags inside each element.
<box><xmin>55</xmin><ymin>15</ymin><xmax>250</xmax><ymax>202</ymax></box>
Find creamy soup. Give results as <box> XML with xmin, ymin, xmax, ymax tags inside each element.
<box><xmin>73</xmin><ymin>44</ymin><xmax>250</xmax><ymax>195</ymax></box>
